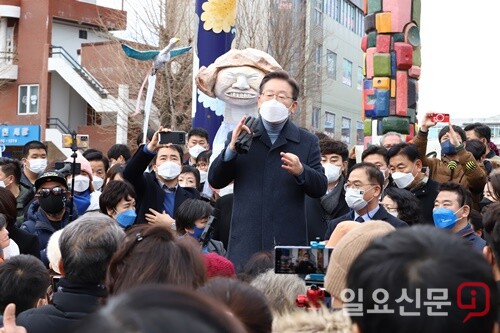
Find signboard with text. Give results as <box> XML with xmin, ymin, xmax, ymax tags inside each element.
<box><xmin>0</xmin><ymin>125</ymin><xmax>41</xmax><ymax>146</ymax></box>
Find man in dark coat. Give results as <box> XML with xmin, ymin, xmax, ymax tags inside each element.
<box><xmin>16</xmin><ymin>214</ymin><xmax>125</xmax><ymax>333</ymax></box>
<box><xmin>387</xmin><ymin>143</ymin><xmax>439</xmax><ymax>224</ymax></box>
<box><xmin>324</xmin><ymin>162</ymin><xmax>408</xmax><ymax>240</ymax></box>
<box><xmin>209</xmin><ymin>70</ymin><xmax>328</xmax><ymax>270</ymax></box>
<box><xmin>306</xmin><ymin>139</ymin><xmax>350</xmax><ymax>242</ymax></box>
<box><xmin>123</xmin><ymin>134</ymin><xmax>199</xmax><ymax>228</ymax></box>
<box><xmin>20</xmin><ymin>171</ymin><xmax>77</xmax><ymax>261</ymax></box>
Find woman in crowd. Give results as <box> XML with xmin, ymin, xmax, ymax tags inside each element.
<box><xmin>196</xmin><ymin>150</ymin><xmax>211</xmax><ymax>192</ymax></box>
<box><xmin>175</xmin><ymin>199</ymin><xmax>226</xmax><ymax>256</ymax></box>
<box><xmin>178</xmin><ymin>166</ymin><xmax>200</xmax><ymax>189</ymax></box>
<box><xmin>199</xmin><ymin>277</ymin><xmax>273</xmax><ymax>333</ymax></box>
<box><xmin>64</xmin><ymin>154</ymin><xmax>100</xmax><ymax>215</ymax></box>
<box><xmin>106</xmin><ymin>224</ymin><xmax>206</xmax><ymax>296</ymax></box>
<box><xmin>381</xmin><ymin>187</ymin><xmax>422</xmax><ymax>225</ymax></box>
<box><xmin>99</xmin><ymin>180</ymin><xmax>137</xmax><ymax>228</ymax></box>
<box><xmin>0</xmin><ymin>187</ymin><xmax>39</xmax><ymax>258</ymax></box>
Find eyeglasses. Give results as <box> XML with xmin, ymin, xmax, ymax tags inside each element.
<box><xmin>196</xmin><ymin>162</ymin><xmax>208</xmax><ymax>168</ymax></box>
<box><xmin>36</xmin><ymin>187</ymin><xmax>67</xmax><ymax>198</ymax></box>
<box><xmin>261</xmin><ymin>91</ymin><xmax>293</xmax><ymax>104</ymax></box>
<box><xmin>344</xmin><ymin>183</ymin><xmax>377</xmax><ymax>192</ymax></box>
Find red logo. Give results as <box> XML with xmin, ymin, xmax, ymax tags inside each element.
<box><xmin>457</xmin><ymin>282</ymin><xmax>490</xmax><ymax>323</ymax></box>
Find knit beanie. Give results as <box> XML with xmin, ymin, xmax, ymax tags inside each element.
<box><xmin>324</xmin><ymin>220</ymin><xmax>395</xmax><ymax>299</ymax></box>
<box><xmin>204</xmin><ymin>253</ymin><xmax>236</xmax><ymax>279</ymax></box>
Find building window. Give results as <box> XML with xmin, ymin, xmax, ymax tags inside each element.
<box><xmin>325</xmin><ymin>112</ymin><xmax>335</xmax><ymax>134</ymax></box>
<box><xmin>357</xmin><ymin>66</ymin><xmax>363</xmax><ymax>90</ymax></box>
<box><xmin>315</xmin><ymin>44</ymin><xmax>323</xmax><ymax>66</ymax></box>
<box><xmin>314</xmin><ymin>0</ymin><xmax>323</xmax><ymax>26</ymax></box>
<box><xmin>312</xmin><ymin>107</ymin><xmax>321</xmax><ymax>128</ymax></box>
<box><xmin>341</xmin><ymin>117</ymin><xmax>351</xmax><ymax>144</ymax></box>
<box><xmin>334</xmin><ymin>0</ymin><xmax>341</xmax><ymax>21</ymax></box>
<box><xmin>356</xmin><ymin>121</ymin><xmax>364</xmax><ymax>144</ymax></box>
<box><xmin>18</xmin><ymin>85</ymin><xmax>39</xmax><ymax>115</ymax></box>
<box><xmin>342</xmin><ymin>59</ymin><xmax>352</xmax><ymax>86</ymax></box>
<box><xmin>79</xmin><ymin>30</ymin><xmax>88</xmax><ymax>39</ymax></box>
<box><xmin>326</xmin><ymin>50</ymin><xmax>337</xmax><ymax>79</ymax></box>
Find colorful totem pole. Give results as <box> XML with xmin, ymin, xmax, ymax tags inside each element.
<box><xmin>362</xmin><ymin>0</ymin><xmax>421</xmax><ymax>145</ymax></box>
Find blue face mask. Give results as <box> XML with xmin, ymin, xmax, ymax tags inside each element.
<box><xmin>441</xmin><ymin>139</ymin><xmax>457</xmax><ymax>156</ymax></box>
<box><xmin>433</xmin><ymin>207</ymin><xmax>461</xmax><ymax>229</ymax></box>
<box><xmin>116</xmin><ymin>209</ymin><xmax>137</xmax><ymax>228</ymax></box>
<box><xmin>189</xmin><ymin>226</ymin><xmax>205</xmax><ymax>240</ymax></box>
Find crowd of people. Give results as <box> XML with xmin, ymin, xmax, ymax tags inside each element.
<box><xmin>0</xmin><ymin>69</ymin><xmax>499</xmax><ymax>332</ymax></box>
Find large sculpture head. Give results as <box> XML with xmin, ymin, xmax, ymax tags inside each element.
<box><xmin>196</xmin><ymin>48</ymin><xmax>282</xmax><ymax>108</ymax></box>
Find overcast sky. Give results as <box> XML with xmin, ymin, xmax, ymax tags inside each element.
<box><xmin>98</xmin><ymin>0</ymin><xmax>497</xmax><ymax>122</ymax></box>
<box><xmin>418</xmin><ymin>0</ymin><xmax>498</xmax><ymax>121</ymax></box>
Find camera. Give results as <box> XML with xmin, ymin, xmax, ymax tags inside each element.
<box><xmin>62</xmin><ymin>134</ymin><xmax>89</xmax><ymax>149</ymax></box>
<box><xmin>159</xmin><ymin>131</ymin><xmax>186</xmax><ymax>145</ymax></box>
<box><xmin>430</xmin><ymin>113</ymin><xmax>450</xmax><ymax>123</ymax></box>
<box><xmin>55</xmin><ymin>161</ymin><xmax>81</xmax><ymax>175</ymax></box>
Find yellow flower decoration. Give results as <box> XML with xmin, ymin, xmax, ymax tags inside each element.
<box><xmin>200</xmin><ymin>0</ymin><xmax>237</xmax><ymax>33</ymax></box>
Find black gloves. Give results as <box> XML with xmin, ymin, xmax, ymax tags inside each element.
<box><xmin>234</xmin><ymin>116</ymin><xmax>259</xmax><ymax>154</ymax></box>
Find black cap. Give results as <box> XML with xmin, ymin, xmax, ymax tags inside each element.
<box><xmin>34</xmin><ymin>170</ymin><xmax>68</xmax><ymax>191</ymax></box>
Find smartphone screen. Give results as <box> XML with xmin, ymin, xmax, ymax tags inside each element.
<box><xmin>274</xmin><ymin>246</ymin><xmax>333</xmax><ymax>275</ymax></box>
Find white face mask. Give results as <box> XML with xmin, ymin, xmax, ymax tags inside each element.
<box><xmin>157</xmin><ymin>161</ymin><xmax>181</xmax><ymax>180</ymax></box>
<box><xmin>189</xmin><ymin>145</ymin><xmax>206</xmax><ymax>159</ymax></box>
<box><xmin>391</xmin><ymin>164</ymin><xmax>416</xmax><ymax>189</ymax></box>
<box><xmin>92</xmin><ymin>176</ymin><xmax>104</xmax><ymax>191</ymax></box>
<box><xmin>379</xmin><ymin>168</ymin><xmax>389</xmax><ymax>180</ymax></box>
<box><xmin>27</xmin><ymin>158</ymin><xmax>47</xmax><ymax>175</ymax></box>
<box><xmin>219</xmin><ymin>183</ymin><xmax>234</xmax><ymax>197</ymax></box>
<box><xmin>0</xmin><ymin>180</ymin><xmax>5</xmax><ymax>188</ymax></box>
<box><xmin>323</xmin><ymin>164</ymin><xmax>342</xmax><ymax>183</ymax></box>
<box><xmin>69</xmin><ymin>175</ymin><xmax>90</xmax><ymax>193</ymax></box>
<box><xmin>259</xmin><ymin>99</ymin><xmax>290</xmax><ymax>124</ymax></box>
<box><xmin>345</xmin><ymin>187</ymin><xmax>370</xmax><ymax>211</ymax></box>
<box><xmin>199</xmin><ymin>170</ymin><xmax>208</xmax><ymax>183</ymax></box>
<box><xmin>388</xmin><ymin>210</ymin><xmax>399</xmax><ymax>218</ymax></box>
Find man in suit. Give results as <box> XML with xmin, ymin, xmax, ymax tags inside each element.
<box><xmin>123</xmin><ymin>130</ymin><xmax>199</xmax><ymax>228</ymax></box>
<box><xmin>209</xmin><ymin>70</ymin><xmax>328</xmax><ymax>270</ymax></box>
<box><xmin>324</xmin><ymin>162</ymin><xmax>408</xmax><ymax>240</ymax></box>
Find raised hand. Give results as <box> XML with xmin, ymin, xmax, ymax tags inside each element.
<box><xmin>229</xmin><ymin>116</ymin><xmax>252</xmax><ymax>151</ymax></box>
<box><xmin>280</xmin><ymin>152</ymin><xmax>304</xmax><ymax>176</ymax></box>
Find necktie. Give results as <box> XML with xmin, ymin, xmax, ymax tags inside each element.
<box><xmin>355</xmin><ymin>216</ymin><xmax>364</xmax><ymax>222</ymax></box>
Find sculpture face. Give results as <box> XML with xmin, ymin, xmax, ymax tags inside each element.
<box><xmin>214</xmin><ymin>66</ymin><xmax>265</xmax><ymax>107</ymax></box>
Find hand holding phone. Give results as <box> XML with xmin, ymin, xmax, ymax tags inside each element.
<box><xmin>159</xmin><ymin>131</ymin><xmax>186</xmax><ymax>145</ymax></box>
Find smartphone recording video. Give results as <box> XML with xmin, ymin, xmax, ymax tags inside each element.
<box><xmin>274</xmin><ymin>246</ymin><xmax>333</xmax><ymax>275</ymax></box>
<box><xmin>158</xmin><ymin>131</ymin><xmax>186</xmax><ymax>145</ymax></box>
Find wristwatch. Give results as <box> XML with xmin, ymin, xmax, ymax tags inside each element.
<box><xmin>171</xmin><ymin>220</ymin><xmax>176</xmax><ymax>231</ymax></box>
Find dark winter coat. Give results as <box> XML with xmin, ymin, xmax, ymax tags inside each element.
<box><xmin>208</xmin><ymin>119</ymin><xmax>327</xmax><ymax>270</ymax></box>
<box><xmin>123</xmin><ymin>145</ymin><xmax>200</xmax><ymax>224</ymax></box>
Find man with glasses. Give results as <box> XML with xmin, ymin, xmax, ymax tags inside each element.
<box><xmin>21</xmin><ymin>170</ymin><xmax>77</xmax><ymax>261</ymax></box>
<box><xmin>209</xmin><ymin>70</ymin><xmax>327</xmax><ymax>270</ymax></box>
<box><xmin>324</xmin><ymin>162</ymin><xmax>408</xmax><ymax>240</ymax></box>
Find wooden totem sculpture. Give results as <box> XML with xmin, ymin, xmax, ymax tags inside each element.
<box><xmin>362</xmin><ymin>0</ymin><xmax>421</xmax><ymax>144</ymax></box>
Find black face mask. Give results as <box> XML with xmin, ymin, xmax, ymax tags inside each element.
<box><xmin>39</xmin><ymin>194</ymin><xmax>66</xmax><ymax>215</ymax></box>
<box><xmin>480</xmin><ymin>197</ymin><xmax>493</xmax><ymax>211</ymax></box>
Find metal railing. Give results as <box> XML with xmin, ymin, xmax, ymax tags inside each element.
<box><xmin>49</xmin><ymin>45</ymin><xmax>108</xmax><ymax>98</ymax></box>
<box><xmin>47</xmin><ymin>117</ymin><xmax>72</xmax><ymax>134</ymax></box>
<box><xmin>0</xmin><ymin>51</ymin><xmax>16</xmax><ymax>64</ymax></box>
